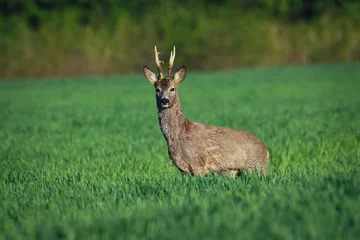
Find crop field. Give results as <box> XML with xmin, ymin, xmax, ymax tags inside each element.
<box><xmin>1</xmin><ymin>64</ymin><xmax>360</xmax><ymax>239</ymax></box>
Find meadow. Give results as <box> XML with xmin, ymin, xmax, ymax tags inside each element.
<box><xmin>0</xmin><ymin>63</ymin><xmax>360</xmax><ymax>239</ymax></box>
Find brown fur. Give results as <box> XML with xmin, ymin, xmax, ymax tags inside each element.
<box><xmin>143</xmin><ymin>64</ymin><xmax>269</xmax><ymax>177</ymax></box>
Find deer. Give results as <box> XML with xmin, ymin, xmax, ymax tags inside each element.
<box><xmin>143</xmin><ymin>46</ymin><xmax>269</xmax><ymax>177</ymax></box>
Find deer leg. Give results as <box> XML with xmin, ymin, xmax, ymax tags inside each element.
<box><xmin>245</xmin><ymin>166</ymin><xmax>267</xmax><ymax>176</ymax></box>
<box><xmin>223</xmin><ymin>169</ymin><xmax>240</xmax><ymax>179</ymax></box>
<box><xmin>190</xmin><ymin>166</ymin><xmax>208</xmax><ymax>176</ymax></box>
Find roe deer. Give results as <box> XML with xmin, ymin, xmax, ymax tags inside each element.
<box><xmin>143</xmin><ymin>46</ymin><xmax>269</xmax><ymax>177</ymax></box>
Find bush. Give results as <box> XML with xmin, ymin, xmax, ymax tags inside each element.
<box><xmin>0</xmin><ymin>1</ymin><xmax>359</xmax><ymax>78</ymax></box>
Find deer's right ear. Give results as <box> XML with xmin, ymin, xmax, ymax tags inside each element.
<box><xmin>143</xmin><ymin>66</ymin><xmax>157</xmax><ymax>84</ymax></box>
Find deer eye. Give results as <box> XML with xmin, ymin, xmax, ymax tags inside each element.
<box><xmin>170</xmin><ymin>88</ymin><xmax>175</xmax><ymax>92</ymax></box>
<box><xmin>156</xmin><ymin>88</ymin><xmax>161</xmax><ymax>93</ymax></box>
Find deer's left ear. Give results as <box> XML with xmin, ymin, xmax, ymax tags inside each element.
<box><xmin>143</xmin><ymin>66</ymin><xmax>157</xmax><ymax>84</ymax></box>
<box><xmin>174</xmin><ymin>66</ymin><xmax>186</xmax><ymax>84</ymax></box>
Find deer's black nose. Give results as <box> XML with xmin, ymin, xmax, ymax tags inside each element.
<box><xmin>161</xmin><ymin>98</ymin><xmax>169</xmax><ymax>105</ymax></box>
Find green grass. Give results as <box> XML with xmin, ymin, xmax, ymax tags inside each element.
<box><xmin>1</xmin><ymin>63</ymin><xmax>360</xmax><ymax>239</ymax></box>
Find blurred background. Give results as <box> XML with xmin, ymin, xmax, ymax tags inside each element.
<box><xmin>0</xmin><ymin>0</ymin><xmax>359</xmax><ymax>79</ymax></box>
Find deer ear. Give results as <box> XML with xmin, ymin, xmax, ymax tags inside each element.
<box><xmin>143</xmin><ymin>66</ymin><xmax>157</xmax><ymax>84</ymax></box>
<box><xmin>174</xmin><ymin>66</ymin><xmax>186</xmax><ymax>84</ymax></box>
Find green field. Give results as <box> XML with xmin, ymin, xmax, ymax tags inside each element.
<box><xmin>1</xmin><ymin>64</ymin><xmax>360</xmax><ymax>239</ymax></box>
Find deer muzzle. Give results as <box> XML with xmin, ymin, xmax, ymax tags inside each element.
<box><xmin>160</xmin><ymin>95</ymin><xmax>170</xmax><ymax>108</ymax></box>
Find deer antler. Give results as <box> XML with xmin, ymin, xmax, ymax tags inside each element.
<box><xmin>168</xmin><ymin>46</ymin><xmax>176</xmax><ymax>77</ymax></box>
<box><xmin>154</xmin><ymin>46</ymin><xmax>164</xmax><ymax>79</ymax></box>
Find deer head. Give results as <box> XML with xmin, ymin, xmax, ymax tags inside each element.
<box><xmin>143</xmin><ymin>46</ymin><xmax>186</xmax><ymax>109</ymax></box>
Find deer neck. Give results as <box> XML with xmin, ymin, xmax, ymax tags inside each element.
<box><xmin>158</xmin><ymin>96</ymin><xmax>187</xmax><ymax>143</ymax></box>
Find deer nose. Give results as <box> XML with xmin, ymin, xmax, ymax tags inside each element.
<box><xmin>161</xmin><ymin>98</ymin><xmax>169</xmax><ymax>105</ymax></box>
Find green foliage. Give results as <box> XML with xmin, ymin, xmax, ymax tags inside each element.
<box><xmin>1</xmin><ymin>0</ymin><xmax>360</xmax><ymax>22</ymax></box>
<box><xmin>0</xmin><ymin>0</ymin><xmax>360</xmax><ymax>78</ymax></box>
<box><xmin>1</xmin><ymin>8</ymin><xmax>359</xmax><ymax>78</ymax></box>
<box><xmin>1</xmin><ymin>64</ymin><xmax>360</xmax><ymax>239</ymax></box>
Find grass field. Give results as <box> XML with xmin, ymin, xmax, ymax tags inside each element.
<box><xmin>1</xmin><ymin>64</ymin><xmax>360</xmax><ymax>239</ymax></box>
